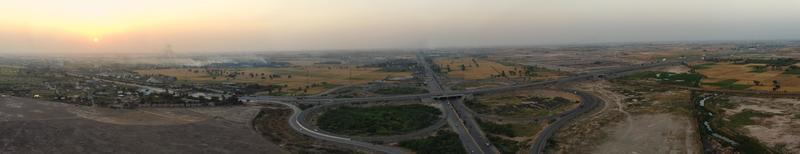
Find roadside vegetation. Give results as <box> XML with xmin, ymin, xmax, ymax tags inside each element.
<box><xmin>373</xmin><ymin>86</ymin><xmax>428</xmax><ymax>95</ymax></box>
<box><xmin>488</xmin><ymin>136</ymin><xmax>523</xmax><ymax>154</ymax></box>
<box><xmin>399</xmin><ymin>131</ymin><xmax>465</xmax><ymax>154</ymax></box>
<box><xmin>317</xmin><ymin>104</ymin><xmax>441</xmax><ymax>136</ymax></box>
<box><xmin>477</xmin><ymin>119</ymin><xmax>541</xmax><ymax>137</ymax></box>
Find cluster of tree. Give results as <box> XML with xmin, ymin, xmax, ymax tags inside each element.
<box><xmin>751</xmin><ymin>80</ymin><xmax>781</xmax><ymax>91</ymax></box>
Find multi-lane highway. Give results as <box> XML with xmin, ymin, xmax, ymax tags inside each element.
<box><xmin>416</xmin><ymin>53</ymin><xmax>498</xmax><ymax>154</ymax></box>
<box><xmin>238</xmin><ymin>53</ymin><xmax>715</xmax><ymax>153</ymax></box>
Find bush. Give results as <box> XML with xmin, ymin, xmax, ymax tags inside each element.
<box><xmin>317</xmin><ymin>104</ymin><xmax>441</xmax><ymax>136</ymax></box>
<box><xmin>399</xmin><ymin>131</ymin><xmax>465</xmax><ymax>154</ymax></box>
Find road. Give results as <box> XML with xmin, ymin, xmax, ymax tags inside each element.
<box><xmin>263</xmin><ymin>101</ymin><xmax>408</xmax><ymax>154</ymax></box>
<box><xmin>416</xmin><ymin>53</ymin><xmax>498</xmax><ymax>154</ymax></box>
<box><xmin>241</xmin><ymin>58</ymin><xmax>686</xmax><ymax>103</ymax></box>
<box><xmin>237</xmin><ymin>54</ymin><xmax>689</xmax><ymax>154</ymax></box>
<box><xmin>529</xmin><ymin>90</ymin><xmax>601</xmax><ymax>154</ymax></box>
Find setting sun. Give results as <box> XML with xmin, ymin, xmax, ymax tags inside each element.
<box><xmin>93</xmin><ymin>37</ymin><xmax>100</xmax><ymax>43</ymax></box>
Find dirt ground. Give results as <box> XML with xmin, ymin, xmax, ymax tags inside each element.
<box><xmin>661</xmin><ymin>65</ymin><xmax>692</xmax><ymax>74</ymax></box>
<box><xmin>592</xmin><ymin>114</ymin><xmax>699</xmax><ymax>154</ymax></box>
<box><xmin>723</xmin><ymin>96</ymin><xmax>800</xmax><ymax>152</ymax></box>
<box><xmin>697</xmin><ymin>62</ymin><xmax>800</xmax><ymax>92</ymax></box>
<box><xmin>0</xmin><ymin>97</ymin><xmax>285</xmax><ymax>153</ymax></box>
<box><xmin>552</xmin><ymin>81</ymin><xmax>701</xmax><ymax>154</ymax></box>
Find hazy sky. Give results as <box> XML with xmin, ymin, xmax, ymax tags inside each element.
<box><xmin>1</xmin><ymin>0</ymin><xmax>799</xmax><ymax>55</ymax></box>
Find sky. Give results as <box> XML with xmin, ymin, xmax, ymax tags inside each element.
<box><xmin>0</xmin><ymin>0</ymin><xmax>799</xmax><ymax>55</ymax></box>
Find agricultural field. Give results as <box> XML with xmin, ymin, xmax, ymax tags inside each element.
<box><xmin>136</xmin><ymin>64</ymin><xmax>412</xmax><ymax>95</ymax></box>
<box><xmin>433</xmin><ymin>57</ymin><xmax>565</xmax><ymax>81</ymax></box>
<box><xmin>696</xmin><ymin>62</ymin><xmax>800</xmax><ymax>92</ymax></box>
<box><xmin>316</xmin><ymin>104</ymin><xmax>442</xmax><ymax>136</ymax></box>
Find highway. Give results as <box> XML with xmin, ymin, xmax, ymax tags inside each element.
<box><xmin>416</xmin><ymin>53</ymin><xmax>498</xmax><ymax>154</ymax></box>
<box><xmin>237</xmin><ymin>53</ymin><xmax>721</xmax><ymax>153</ymax></box>
<box><xmin>263</xmin><ymin>101</ymin><xmax>408</xmax><ymax>154</ymax></box>
<box><xmin>529</xmin><ymin>90</ymin><xmax>601</xmax><ymax>154</ymax></box>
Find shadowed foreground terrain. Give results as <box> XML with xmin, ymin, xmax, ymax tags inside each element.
<box><xmin>0</xmin><ymin>97</ymin><xmax>285</xmax><ymax>153</ymax></box>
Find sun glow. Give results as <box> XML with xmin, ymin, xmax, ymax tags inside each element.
<box><xmin>92</xmin><ymin>37</ymin><xmax>100</xmax><ymax>43</ymax></box>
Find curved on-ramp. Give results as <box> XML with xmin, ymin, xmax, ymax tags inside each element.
<box><xmin>260</xmin><ymin>101</ymin><xmax>408</xmax><ymax>154</ymax></box>
<box><xmin>529</xmin><ymin>90</ymin><xmax>602</xmax><ymax>154</ymax></box>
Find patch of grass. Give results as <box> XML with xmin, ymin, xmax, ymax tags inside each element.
<box><xmin>783</xmin><ymin>66</ymin><xmax>800</xmax><ymax>75</ymax></box>
<box><xmin>399</xmin><ymin>131</ymin><xmax>465</xmax><ymax>154</ymax></box>
<box><xmin>317</xmin><ymin>104</ymin><xmax>441</xmax><ymax>136</ymax></box>
<box><xmin>476</xmin><ymin>119</ymin><xmax>515</xmax><ymax>137</ymax></box>
<box><xmin>726</xmin><ymin>109</ymin><xmax>774</xmax><ymax>128</ymax></box>
<box><xmin>702</xmin><ymin>79</ymin><xmax>752</xmax><ymax>90</ymax></box>
<box><xmin>692</xmin><ymin>63</ymin><xmax>716</xmax><ymax>70</ymax></box>
<box><xmin>748</xmin><ymin>65</ymin><xmax>767</xmax><ymax>73</ymax></box>
<box><xmin>488</xmin><ymin>136</ymin><xmax>522</xmax><ymax>154</ymax></box>
<box><xmin>477</xmin><ymin>119</ymin><xmax>541</xmax><ymax>137</ymax></box>
<box><xmin>373</xmin><ymin>86</ymin><xmax>429</xmax><ymax>95</ymax></box>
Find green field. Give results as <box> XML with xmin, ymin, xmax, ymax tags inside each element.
<box><xmin>477</xmin><ymin>119</ymin><xmax>541</xmax><ymax>137</ymax></box>
<box><xmin>399</xmin><ymin>131</ymin><xmax>465</xmax><ymax>154</ymax></box>
<box><xmin>725</xmin><ymin>109</ymin><xmax>774</xmax><ymax>128</ymax></box>
<box><xmin>691</xmin><ymin>63</ymin><xmax>716</xmax><ymax>70</ymax></box>
<box><xmin>317</xmin><ymin>104</ymin><xmax>441</xmax><ymax>136</ymax></box>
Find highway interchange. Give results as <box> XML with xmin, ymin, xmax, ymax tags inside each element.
<box><xmin>241</xmin><ymin>53</ymin><xmax>702</xmax><ymax>154</ymax></box>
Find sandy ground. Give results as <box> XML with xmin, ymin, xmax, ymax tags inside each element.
<box><xmin>724</xmin><ymin>96</ymin><xmax>800</xmax><ymax>152</ymax></box>
<box><xmin>553</xmin><ymin>81</ymin><xmax>701</xmax><ymax>154</ymax></box>
<box><xmin>661</xmin><ymin>65</ymin><xmax>692</xmax><ymax>74</ymax></box>
<box><xmin>591</xmin><ymin>114</ymin><xmax>699</xmax><ymax>154</ymax></box>
<box><xmin>0</xmin><ymin>97</ymin><xmax>286</xmax><ymax>153</ymax></box>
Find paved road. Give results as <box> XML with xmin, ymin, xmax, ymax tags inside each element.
<box><xmin>442</xmin><ymin>98</ymin><xmax>498</xmax><ymax>154</ymax></box>
<box><xmin>529</xmin><ymin>90</ymin><xmax>602</xmax><ymax>154</ymax></box>
<box><xmin>262</xmin><ymin>101</ymin><xmax>408</xmax><ymax>154</ymax></box>
<box><xmin>417</xmin><ymin>53</ymin><xmax>498</xmax><ymax>154</ymax></box>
